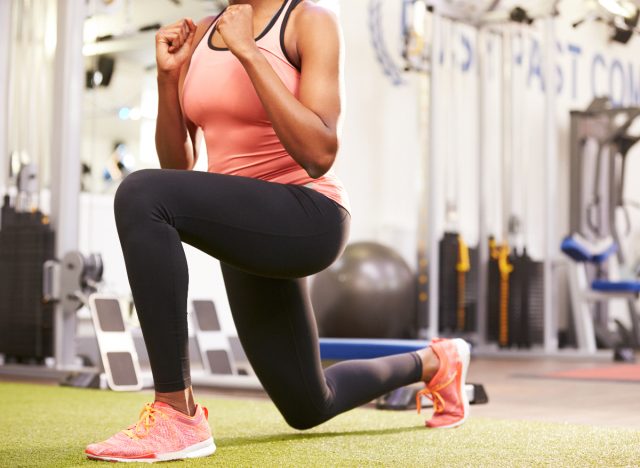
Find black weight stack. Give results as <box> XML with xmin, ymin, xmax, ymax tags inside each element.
<box><xmin>438</xmin><ymin>232</ymin><xmax>459</xmax><ymax>333</ymax></box>
<box><xmin>487</xmin><ymin>237</ymin><xmax>501</xmax><ymax>343</ymax></box>
<box><xmin>0</xmin><ymin>195</ymin><xmax>55</xmax><ymax>362</ymax></box>
<box><xmin>508</xmin><ymin>250</ymin><xmax>525</xmax><ymax>348</ymax></box>
<box><xmin>522</xmin><ymin>249</ymin><xmax>545</xmax><ymax>347</ymax></box>
<box><xmin>463</xmin><ymin>246</ymin><xmax>479</xmax><ymax>333</ymax></box>
<box><xmin>439</xmin><ymin>233</ymin><xmax>478</xmax><ymax>334</ymax></box>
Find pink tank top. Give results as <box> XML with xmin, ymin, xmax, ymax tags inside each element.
<box><xmin>182</xmin><ymin>0</ymin><xmax>350</xmax><ymax>212</ymax></box>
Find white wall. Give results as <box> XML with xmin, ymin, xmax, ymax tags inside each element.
<box><xmin>338</xmin><ymin>0</ymin><xmax>421</xmax><ymax>263</ymax></box>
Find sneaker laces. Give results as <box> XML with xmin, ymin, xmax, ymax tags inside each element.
<box><xmin>122</xmin><ymin>403</ymin><xmax>167</xmax><ymax>439</ymax></box>
<box><xmin>415</xmin><ymin>362</ymin><xmax>459</xmax><ymax>415</ymax></box>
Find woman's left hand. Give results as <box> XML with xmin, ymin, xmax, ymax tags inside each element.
<box><xmin>217</xmin><ymin>5</ymin><xmax>258</xmax><ymax>59</ymax></box>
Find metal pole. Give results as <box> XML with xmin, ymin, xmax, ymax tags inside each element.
<box><xmin>501</xmin><ymin>27</ymin><xmax>512</xmax><ymax>242</ymax></box>
<box><xmin>50</xmin><ymin>0</ymin><xmax>85</xmax><ymax>369</ymax></box>
<box><xmin>476</xmin><ymin>27</ymin><xmax>488</xmax><ymax>345</ymax></box>
<box><xmin>427</xmin><ymin>9</ymin><xmax>442</xmax><ymax>339</ymax></box>
<box><xmin>0</xmin><ymin>1</ymin><xmax>12</xmax><ymax>193</ymax></box>
<box><xmin>417</xmin><ymin>66</ymin><xmax>430</xmax><ymax>337</ymax></box>
<box><xmin>543</xmin><ymin>17</ymin><xmax>558</xmax><ymax>352</ymax></box>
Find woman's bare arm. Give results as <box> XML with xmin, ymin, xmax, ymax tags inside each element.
<box><xmin>155</xmin><ymin>73</ymin><xmax>194</xmax><ymax>170</ymax></box>
<box><xmin>217</xmin><ymin>3</ymin><xmax>342</xmax><ymax>179</ymax></box>
<box><xmin>154</xmin><ymin>17</ymin><xmax>210</xmax><ymax>170</ymax></box>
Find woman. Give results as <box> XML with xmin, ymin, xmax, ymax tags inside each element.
<box><xmin>85</xmin><ymin>0</ymin><xmax>471</xmax><ymax>462</ymax></box>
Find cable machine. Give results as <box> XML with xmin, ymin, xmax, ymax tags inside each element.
<box><xmin>400</xmin><ymin>0</ymin><xmax>559</xmax><ymax>351</ymax></box>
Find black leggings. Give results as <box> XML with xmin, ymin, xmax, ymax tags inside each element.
<box><xmin>114</xmin><ymin>169</ymin><xmax>422</xmax><ymax>429</ymax></box>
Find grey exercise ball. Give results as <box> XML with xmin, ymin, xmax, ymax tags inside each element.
<box><xmin>310</xmin><ymin>242</ymin><xmax>416</xmax><ymax>339</ymax></box>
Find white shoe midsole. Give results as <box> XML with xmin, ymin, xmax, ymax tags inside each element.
<box><xmin>157</xmin><ymin>437</ymin><xmax>216</xmax><ymax>461</ymax></box>
<box><xmin>87</xmin><ymin>437</ymin><xmax>216</xmax><ymax>463</ymax></box>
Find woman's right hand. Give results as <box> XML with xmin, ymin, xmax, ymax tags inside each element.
<box><xmin>155</xmin><ymin>18</ymin><xmax>197</xmax><ymax>77</ymax></box>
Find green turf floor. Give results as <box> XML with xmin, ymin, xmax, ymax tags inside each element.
<box><xmin>1</xmin><ymin>382</ymin><xmax>639</xmax><ymax>467</ymax></box>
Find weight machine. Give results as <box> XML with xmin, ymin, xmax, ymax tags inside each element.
<box><xmin>565</xmin><ymin>98</ymin><xmax>640</xmax><ymax>358</ymax></box>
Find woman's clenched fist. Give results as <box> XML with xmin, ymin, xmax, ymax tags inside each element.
<box><xmin>217</xmin><ymin>5</ymin><xmax>258</xmax><ymax>59</ymax></box>
<box><xmin>156</xmin><ymin>18</ymin><xmax>197</xmax><ymax>76</ymax></box>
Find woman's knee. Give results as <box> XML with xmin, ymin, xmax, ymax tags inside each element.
<box><xmin>113</xmin><ymin>169</ymin><xmax>163</xmax><ymax>226</ymax></box>
<box><xmin>277</xmin><ymin>400</ymin><xmax>333</xmax><ymax>431</ymax></box>
<box><xmin>282</xmin><ymin>410</ymin><xmax>326</xmax><ymax>431</ymax></box>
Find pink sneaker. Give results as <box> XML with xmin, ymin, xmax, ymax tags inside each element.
<box><xmin>416</xmin><ymin>338</ymin><xmax>470</xmax><ymax>429</ymax></box>
<box><xmin>85</xmin><ymin>401</ymin><xmax>215</xmax><ymax>463</ymax></box>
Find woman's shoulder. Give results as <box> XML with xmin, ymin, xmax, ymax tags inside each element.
<box><xmin>290</xmin><ymin>1</ymin><xmax>340</xmax><ymax>31</ymax></box>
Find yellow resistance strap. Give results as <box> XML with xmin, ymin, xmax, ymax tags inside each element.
<box><xmin>498</xmin><ymin>244</ymin><xmax>513</xmax><ymax>347</ymax></box>
<box><xmin>489</xmin><ymin>237</ymin><xmax>499</xmax><ymax>261</ymax></box>
<box><xmin>456</xmin><ymin>235</ymin><xmax>471</xmax><ymax>330</ymax></box>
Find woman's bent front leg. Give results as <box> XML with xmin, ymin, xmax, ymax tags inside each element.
<box><xmin>113</xmin><ymin>168</ymin><xmax>349</xmax><ymax>395</ymax></box>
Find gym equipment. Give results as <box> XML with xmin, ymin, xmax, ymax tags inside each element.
<box><xmin>310</xmin><ymin>242</ymin><xmax>416</xmax><ymax>339</ymax></box>
<box><xmin>568</xmin><ymin>98</ymin><xmax>640</xmax><ymax>354</ymax></box>
<box><xmin>191</xmin><ymin>299</ymin><xmax>254</xmax><ymax>377</ymax></box>
<box><xmin>403</xmin><ymin>0</ymin><xmax>558</xmax><ymax>38</ymax></box>
<box><xmin>319</xmin><ymin>338</ymin><xmax>428</xmax><ymax>360</ymax></box>
<box><xmin>487</xmin><ymin>237</ymin><xmax>501</xmax><ymax>343</ymax></box>
<box><xmin>86</xmin><ymin>294</ymin><xmax>144</xmax><ymax>390</ymax></box>
<box><xmin>439</xmin><ymin>233</ymin><xmax>478</xmax><ymax>333</ymax></box>
<box><xmin>0</xmin><ymin>229</ymin><xmax>148</xmax><ymax>391</ymax></box>
<box><xmin>580</xmin><ymin>104</ymin><xmax>640</xmax><ymax>244</ymax></box>
<box><xmin>505</xmin><ymin>84</ymin><xmax>545</xmax><ymax>349</ymax></box>
<box><xmin>192</xmin><ymin>299</ymin><xmax>234</xmax><ymax>375</ymax></box>
<box><xmin>0</xmin><ymin>162</ymin><xmax>55</xmax><ymax>361</ymax></box>
<box><xmin>561</xmin><ymin>234</ymin><xmax>640</xmax><ymax>359</ymax></box>
<box><xmin>487</xmin><ymin>239</ymin><xmax>544</xmax><ymax>350</ymax></box>
<box><xmin>498</xmin><ymin>246</ymin><xmax>515</xmax><ymax>347</ymax></box>
<box><xmin>508</xmin><ymin>248</ymin><xmax>544</xmax><ymax>348</ymax></box>
<box><xmin>482</xmin><ymin>32</ymin><xmax>514</xmax><ymax>342</ymax></box>
<box><xmin>435</xmin><ymin>23</ymin><xmax>478</xmax><ymax>336</ymax></box>
<box><xmin>44</xmin><ymin>251</ymin><xmax>146</xmax><ymax>390</ymax></box>
<box><xmin>399</xmin><ymin>4</ymin><xmax>559</xmax><ymax>350</ymax></box>
<box><xmin>0</xmin><ymin>192</ymin><xmax>55</xmax><ymax>361</ymax></box>
<box><xmin>376</xmin><ymin>381</ymin><xmax>489</xmax><ymax>410</ymax></box>
<box><xmin>189</xmin><ymin>299</ymin><xmax>260</xmax><ymax>390</ymax></box>
<box><xmin>484</xmin><ymin>25</ymin><xmax>545</xmax><ymax>350</ymax></box>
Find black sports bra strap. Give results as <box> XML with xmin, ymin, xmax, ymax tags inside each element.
<box><xmin>279</xmin><ymin>0</ymin><xmax>304</xmax><ymax>70</ymax></box>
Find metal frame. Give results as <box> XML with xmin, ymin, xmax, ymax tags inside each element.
<box><xmin>476</xmin><ymin>27</ymin><xmax>489</xmax><ymax>346</ymax></box>
<box><xmin>49</xmin><ymin>0</ymin><xmax>85</xmax><ymax>370</ymax></box>
<box><xmin>543</xmin><ymin>17</ymin><xmax>559</xmax><ymax>353</ymax></box>
<box><xmin>426</xmin><ymin>8</ymin><xmax>442</xmax><ymax>339</ymax></box>
<box><xmin>566</xmin><ymin>262</ymin><xmax>598</xmax><ymax>353</ymax></box>
<box><xmin>0</xmin><ymin>1</ymin><xmax>11</xmax><ymax>192</ymax></box>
